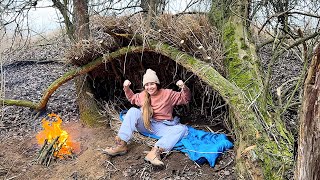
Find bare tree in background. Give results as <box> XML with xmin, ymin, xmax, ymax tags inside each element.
<box><xmin>72</xmin><ymin>0</ymin><xmax>103</xmax><ymax>126</ymax></box>
<box><xmin>0</xmin><ymin>0</ymin><xmax>38</xmax><ymax>47</ymax></box>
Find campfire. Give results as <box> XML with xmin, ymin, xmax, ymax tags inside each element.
<box><xmin>36</xmin><ymin>113</ymin><xmax>79</xmax><ymax>166</ymax></box>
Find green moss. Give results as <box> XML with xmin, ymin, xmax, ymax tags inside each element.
<box><xmin>207</xmin><ymin>3</ymin><xmax>295</xmax><ymax>179</ymax></box>
<box><xmin>254</xmin><ymin>136</ymin><xmax>293</xmax><ymax>180</ymax></box>
<box><xmin>222</xmin><ymin>22</ymin><xmax>263</xmax><ymax>104</ymax></box>
<box><xmin>241</xmin><ymin>41</ymin><xmax>249</xmax><ymax>50</ymax></box>
<box><xmin>242</xmin><ymin>55</ymin><xmax>249</xmax><ymax>61</ymax></box>
<box><xmin>223</xmin><ymin>23</ymin><xmax>238</xmax><ymax>67</ymax></box>
<box><xmin>224</xmin><ymin>25</ymin><xmax>236</xmax><ymax>39</ymax></box>
<box><xmin>80</xmin><ymin>108</ymin><xmax>103</xmax><ymax>127</ymax></box>
<box><xmin>186</xmin><ymin>56</ymin><xmax>196</xmax><ymax>65</ymax></box>
<box><xmin>223</xmin><ymin>23</ymin><xmax>236</xmax><ymax>48</ymax></box>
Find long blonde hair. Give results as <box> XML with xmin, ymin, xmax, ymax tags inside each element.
<box><xmin>142</xmin><ymin>90</ymin><xmax>153</xmax><ymax>131</ymax></box>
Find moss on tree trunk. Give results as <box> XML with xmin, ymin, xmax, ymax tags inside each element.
<box><xmin>73</xmin><ymin>0</ymin><xmax>102</xmax><ymax>126</ymax></box>
<box><xmin>209</xmin><ymin>0</ymin><xmax>293</xmax><ymax>179</ymax></box>
<box><xmin>74</xmin><ymin>75</ymin><xmax>102</xmax><ymax>127</ymax></box>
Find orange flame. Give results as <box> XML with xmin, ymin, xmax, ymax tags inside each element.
<box><xmin>36</xmin><ymin>113</ymin><xmax>79</xmax><ymax>158</ymax></box>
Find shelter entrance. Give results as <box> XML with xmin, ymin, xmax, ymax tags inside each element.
<box><xmin>88</xmin><ymin>52</ymin><xmax>230</xmax><ymax>134</ymax></box>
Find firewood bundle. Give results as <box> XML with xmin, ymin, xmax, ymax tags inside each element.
<box><xmin>36</xmin><ymin>136</ymin><xmax>71</xmax><ymax>166</ymax></box>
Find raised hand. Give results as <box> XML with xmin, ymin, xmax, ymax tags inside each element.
<box><xmin>176</xmin><ymin>80</ymin><xmax>185</xmax><ymax>89</ymax></box>
<box><xmin>123</xmin><ymin>80</ymin><xmax>131</xmax><ymax>89</ymax></box>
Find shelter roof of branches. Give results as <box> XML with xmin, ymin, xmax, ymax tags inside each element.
<box><xmin>66</xmin><ymin>14</ymin><xmax>227</xmax><ymax>127</ymax></box>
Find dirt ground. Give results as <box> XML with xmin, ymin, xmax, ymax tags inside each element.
<box><xmin>0</xmin><ymin>121</ymin><xmax>235</xmax><ymax>180</ymax></box>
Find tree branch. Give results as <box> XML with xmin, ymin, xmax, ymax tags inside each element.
<box><xmin>1</xmin><ymin>44</ymin><xmax>240</xmax><ymax>114</ymax></box>
<box><xmin>52</xmin><ymin>0</ymin><xmax>74</xmax><ymax>40</ymax></box>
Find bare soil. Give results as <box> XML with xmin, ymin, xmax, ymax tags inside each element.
<box><xmin>0</xmin><ymin>62</ymin><xmax>235</xmax><ymax>180</ymax></box>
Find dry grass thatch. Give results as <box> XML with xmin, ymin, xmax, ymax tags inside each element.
<box><xmin>65</xmin><ymin>13</ymin><xmax>224</xmax><ymax>75</ymax></box>
<box><xmin>65</xmin><ymin>13</ymin><xmax>229</xmax><ymax>133</ymax></box>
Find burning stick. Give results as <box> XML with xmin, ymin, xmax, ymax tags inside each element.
<box><xmin>36</xmin><ymin>113</ymin><xmax>78</xmax><ymax>166</ymax></box>
<box><xmin>37</xmin><ymin>136</ymin><xmax>59</xmax><ymax>166</ymax></box>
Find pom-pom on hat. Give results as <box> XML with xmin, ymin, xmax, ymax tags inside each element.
<box><xmin>143</xmin><ymin>69</ymin><xmax>160</xmax><ymax>86</ymax></box>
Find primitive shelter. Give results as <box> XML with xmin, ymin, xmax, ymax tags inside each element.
<box><xmin>66</xmin><ymin>14</ymin><xmax>229</xmax><ymax>133</ymax></box>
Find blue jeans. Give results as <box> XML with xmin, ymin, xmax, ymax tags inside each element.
<box><xmin>117</xmin><ymin>107</ymin><xmax>188</xmax><ymax>151</ymax></box>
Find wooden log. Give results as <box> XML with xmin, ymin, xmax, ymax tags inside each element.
<box><xmin>37</xmin><ymin>136</ymin><xmax>59</xmax><ymax>165</ymax></box>
<box><xmin>37</xmin><ymin>139</ymin><xmax>48</xmax><ymax>160</ymax></box>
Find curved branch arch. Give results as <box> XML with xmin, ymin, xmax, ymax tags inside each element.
<box><xmin>2</xmin><ymin>44</ymin><xmax>245</xmax><ymax>111</ymax></box>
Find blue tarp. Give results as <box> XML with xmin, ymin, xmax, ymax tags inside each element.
<box><xmin>119</xmin><ymin>111</ymin><xmax>233</xmax><ymax>167</ymax></box>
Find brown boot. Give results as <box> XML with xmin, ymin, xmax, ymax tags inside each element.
<box><xmin>144</xmin><ymin>146</ymin><xmax>164</xmax><ymax>166</ymax></box>
<box><xmin>104</xmin><ymin>136</ymin><xmax>128</xmax><ymax>156</ymax></box>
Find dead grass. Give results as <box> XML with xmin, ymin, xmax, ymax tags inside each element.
<box><xmin>66</xmin><ymin>13</ymin><xmax>224</xmax><ymax>75</ymax></box>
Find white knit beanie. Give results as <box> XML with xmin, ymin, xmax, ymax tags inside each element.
<box><xmin>143</xmin><ymin>69</ymin><xmax>160</xmax><ymax>86</ymax></box>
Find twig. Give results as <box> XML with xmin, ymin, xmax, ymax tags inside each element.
<box><xmin>276</xmin><ymin>77</ymin><xmax>299</xmax><ymax>107</ymax></box>
<box><xmin>140</xmin><ymin>167</ymin><xmax>146</xmax><ymax>179</ymax></box>
<box><xmin>213</xmin><ymin>159</ymin><xmax>234</xmax><ymax>172</ymax></box>
<box><xmin>193</xmin><ymin>161</ymin><xmax>201</xmax><ymax>168</ymax></box>
<box><xmin>281</xmin><ymin>29</ymin><xmax>309</xmax><ymax>115</ymax></box>
<box><xmin>181</xmin><ymin>164</ymin><xmax>188</xmax><ymax>174</ymax></box>
<box><xmin>105</xmin><ymin>160</ymin><xmax>118</xmax><ymax>171</ymax></box>
<box><xmin>205</xmin><ymin>126</ymin><xmax>215</xmax><ymax>133</ymax></box>
<box><xmin>6</xmin><ymin>175</ymin><xmax>20</xmax><ymax>180</ymax></box>
<box><xmin>36</xmin><ymin>139</ymin><xmax>48</xmax><ymax>159</ymax></box>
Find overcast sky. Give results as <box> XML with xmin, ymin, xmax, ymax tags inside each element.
<box><xmin>28</xmin><ymin>1</ymin><xmax>60</xmax><ymax>33</ymax></box>
<box><xmin>26</xmin><ymin>0</ymin><xmax>210</xmax><ymax>34</ymax></box>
